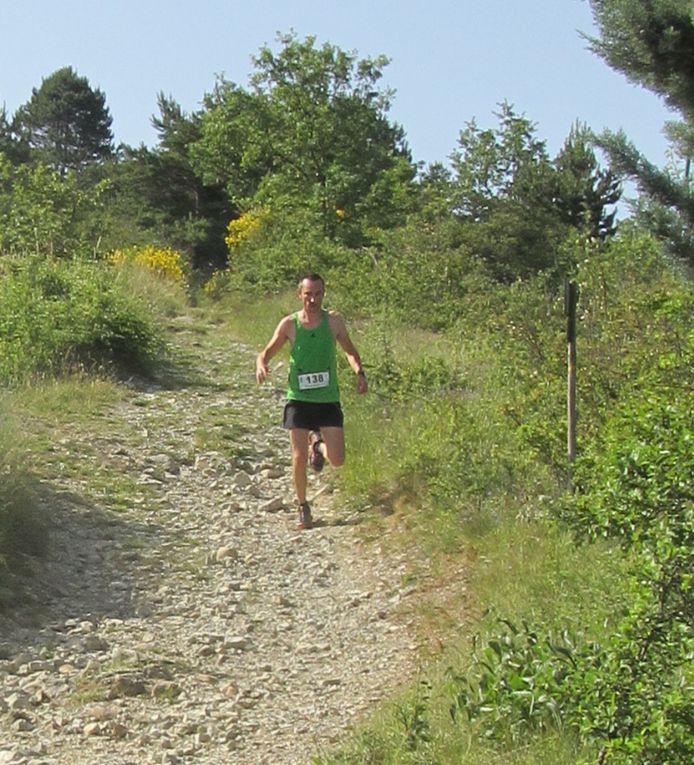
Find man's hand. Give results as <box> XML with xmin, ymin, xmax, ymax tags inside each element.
<box><xmin>256</xmin><ymin>355</ymin><xmax>270</xmax><ymax>385</ymax></box>
<box><xmin>356</xmin><ymin>371</ymin><xmax>368</xmax><ymax>395</ymax></box>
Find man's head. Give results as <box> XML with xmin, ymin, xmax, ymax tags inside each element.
<box><xmin>298</xmin><ymin>272</ymin><xmax>325</xmax><ymax>314</ymax></box>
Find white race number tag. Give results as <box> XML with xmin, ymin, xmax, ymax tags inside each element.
<box><xmin>298</xmin><ymin>371</ymin><xmax>330</xmax><ymax>390</ymax></box>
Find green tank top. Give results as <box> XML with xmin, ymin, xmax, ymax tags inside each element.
<box><xmin>287</xmin><ymin>310</ymin><xmax>340</xmax><ymax>403</ymax></box>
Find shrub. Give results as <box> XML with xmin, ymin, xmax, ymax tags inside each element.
<box><xmin>109</xmin><ymin>244</ymin><xmax>189</xmax><ymax>284</ymax></box>
<box><xmin>0</xmin><ymin>158</ymin><xmax>105</xmax><ymax>258</ymax></box>
<box><xmin>224</xmin><ymin>207</ymin><xmax>267</xmax><ymax>251</ymax></box>
<box><xmin>557</xmin><ymin>346</ymin><xmax>694</xmax><ymax>763</ymax></box>
<box><xmin>0</xmin><ymin>257</ymin><xmax>166</xmax><ymax>382</ymax></box>
<box><xmin>449</xmin><ymin>615</ymin><xmax>588</xmax><ymax>742</ymax></box>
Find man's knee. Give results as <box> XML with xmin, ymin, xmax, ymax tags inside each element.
<box><xmin>329</xmin><ymin>454</ymin><xmax>345</xmax><ymax>468</ymax></box>
<box><xmin>325</xmin><ymin>445</ymin><xmax>345</xmax><ymax>468</ymax></box>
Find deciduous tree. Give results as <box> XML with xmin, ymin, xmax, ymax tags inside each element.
<box><xmin>192</xmin><ymin>33</ymin><xmax>415</xmax><ymax>244</ymax></box>
<box><xmin>109</xmin><ymin>94</ymin><xmax>232</xmax><ymax>268</ymax></box>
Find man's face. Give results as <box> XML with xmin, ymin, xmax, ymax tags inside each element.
<box><xmin>299</xmin><ymin>278</ymin><xmax>324</xmax><ymax>314</ymax></box>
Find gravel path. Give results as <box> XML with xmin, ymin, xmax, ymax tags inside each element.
<box><xmin>0</xmin><ymin>316</ymin><xmax>420</xmax><ymax>765</ymax></box>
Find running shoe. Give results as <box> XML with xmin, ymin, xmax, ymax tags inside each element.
<box><xmin>309</xmin><ymin>430</ymin><xmax>325</xmax><ymax>473</ymax></box>
<box><xmin>298</xmin><ymin>501</ymin><xmax>313</xmax><ymax>530</ymax></box>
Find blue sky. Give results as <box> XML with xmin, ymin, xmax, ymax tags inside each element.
<box><xmin>0</xmin><ymin>0</ymin><xmax>675</xmax><ymax>173</ymax></box>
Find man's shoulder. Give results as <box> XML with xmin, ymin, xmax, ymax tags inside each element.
<box><xmin>327</xmin><ymin>310</ymin><xmax>347</xmax><ymax>336</ymax></box>
<box><xmin>278</xmin><ymin>313</ymin><xmax>297</xmax><ymax>335</ymax></box>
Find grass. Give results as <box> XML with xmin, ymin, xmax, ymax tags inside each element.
<box><xmin>465</xmin><ymin>518</ymin><xmax>628</xmax><ymax>635</ymax></box>
<box><xmin>0</xmin><ymin>276</ymin><xmax>637</xmax><ymax>761</ymax></box>
<box><xmin>11</xmin><ymin>374</ymin><xmax>126</xmax><ymax>428</ymax></box>
<box><xmin>0</xmin><ymin>372</ymin><xmax>146</xmax><ymax>606</ymax></box>
<box><xmin>202</xmin><ymin>288</ymin><xmax>298</xmax><ymax>351</ymax></box>
<box><xmin>205</xmin><ymin>289</ymin><xmax>634</xmax><ymax>764</ymax></box>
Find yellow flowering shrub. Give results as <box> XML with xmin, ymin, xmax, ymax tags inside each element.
<box><xmin>109</xmin><ymin>246</ymin><xmax>187</xmax><ymax>283</ymax></box>
<box><xmin>225</xmin><ymin>208</ymin><xmax>267</xmax><ymax>251</ymax></box>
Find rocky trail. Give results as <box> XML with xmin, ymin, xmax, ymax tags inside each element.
<box><xmin>0</xmin><ymin>314</ymin><xmax>422</xmax><ymax>765</ymax></box>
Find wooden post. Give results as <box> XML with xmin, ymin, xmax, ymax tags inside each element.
<box><xmin>565</xmin><ymin>280</ymin><xmax>579</xmax><ymax>468</ymax></box>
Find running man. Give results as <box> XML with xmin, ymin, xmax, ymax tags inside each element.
<box><xmin>255</xmin><ymin>272</ymin><xmax>368</xmax><ymax>529</ymax></box>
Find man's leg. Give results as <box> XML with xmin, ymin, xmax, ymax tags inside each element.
<box><xmin>290</xmin><ymin>428</ymin><xmax>316</xmax><ymax>529</ymax></box>
<box><xmin>289</xmin><ymin>428</ymin><xmax>310</xmax><ymax>503</ymax></box>
<box><xmin>318</xmin><ymin>426</ymin><xmax>345</xmax><ymax>467</ymax></box>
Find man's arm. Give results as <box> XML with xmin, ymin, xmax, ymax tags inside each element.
<box><xmin>256</xmin><ymin>316</ymin><xmax>292</xmax><ymax>384</ymax></box>
<box><xmin>330</xmin><ymin>312</ymin><xmax>368</xmax><ymax>394</ymax></box>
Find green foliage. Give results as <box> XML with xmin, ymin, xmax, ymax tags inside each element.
<box><xmin>448</xmin><ymin>104</ymin><xmax>620</xmax><ymax>280</ymax></box>
<box><xmin>554</xmin><ymin>332</ymin><xmax>694</xmax><ymax>761</ymax></box>
<box><xmin>595</xmin><ymin>128</ymin><xmax>694</xmax><ymax>265</ymax></box>
<box><xmin>449</xmin><ymin>615</ymin><xmax>585</xmax><ymax>741</ymax></box>
<box><xmin>554</xmin><ymin>122</ymin><xmax>620</xmax><ymax>238</ymax></box>
<box><xmin>323</xmin><ymin>227</ymin><xmax>691</xmax><ymax>762</ymax></box>
<box><xmin>110</xmin><ymin>95</ymin><xmax>233</xmax><ymax>269</ymax></box>
<box><xmin>570</xmin><ymin>227</ymin><xmax>693</xmax><ymax>443</ymax></box>
<box><xmin>0</xmin><ymin>155</ymin><xmax>106</xmax><ymax>257</ymax></box>
<box><xmin>212</xmin><ymin>203</ymin><xmax>366</xmax><ymax>295</ymax></box>
<box><xmin>588</xmin><ymin>1</ymin><xmax>694</xmax><ymax>265</ymax></box>
<box><xmin>192</xmin><ymin>33</ymin><xmax>415</xmax><ymax>245</ymax></box>
<box><xmin>12</xmin><ymin>66</ymin><xmax>113</xmax><ymax>175</ymax></box>
<box><xmin>0</xmin><ymin>257</ymin><xmax>166</xmax><ymax>382</ymax></box>
<box><xmin>449</xmin><ymin>396</ymin><xmax>694</xmax><ymax>760</ymax></box>
<box><xmin>0</xmin><ymin>106</ymin><xmax>26</xmax><ymax>164</ymax></box>
<box><xmin>587</xmin><ymin>1</ymin><xmax>694</xmax><ymax>115</ymax></box>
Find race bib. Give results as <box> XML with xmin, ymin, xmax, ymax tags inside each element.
<box><xmin>298</xmin><ymin>371</ymin><xmax>330</xmax><ymax>390</ymax></box>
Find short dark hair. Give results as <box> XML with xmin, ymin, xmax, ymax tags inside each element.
<box><xmin>298</xmin><ymin>271</ymin><xmax>324</xmax><ymax>288</ymax></box>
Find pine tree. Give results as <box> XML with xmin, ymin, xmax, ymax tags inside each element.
<box><xmin>587</xmin><ymin>1</ymin><xmax>694</xmax><ymax>264</ymax></box>
<box><xmin>14</xmin><ymin>66</ymin><xmax>113</xmax><ymax>175</ymax></box>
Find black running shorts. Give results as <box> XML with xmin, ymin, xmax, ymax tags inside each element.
<box><xmin>282</xmin><ymin>400</ymin><xmax>344</xmax><ymax>430</ymax></box>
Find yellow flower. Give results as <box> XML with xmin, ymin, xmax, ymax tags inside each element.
<box><xmin>225</xmin><ymin>208</ymin><xmax>267</xmax><ymax>251</ymax></box>
<box><xmin>109</xmin><ymin>246</ymin><xmax>187</xmax><ymax>283</ymax></box>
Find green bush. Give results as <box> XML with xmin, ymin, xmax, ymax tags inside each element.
<box><xmin>448</xmin><ymin>615</ymin><xmax>589</xmax><ymax>742</ymax></box>
<box><xmin>559</xmin><ymin>380</ymin><xmax>694</xmax><ymax>764</ymax></box>
<box><xmin>0</xmin><ymin>257</ymin><xmax>166</xmax><ymax>383</ymax></box>
<box><xmin>0</xmin><ymin>158</ymin><xmax>105</xmax><ymax>258</ymax></box>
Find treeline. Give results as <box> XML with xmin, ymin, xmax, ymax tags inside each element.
<box><xmin>2</xmin><ymin>16</ymin><xmax>693</xmax><ymax>292</ymax></box>
<box><xmin>0</xmin><ymin>33</ymin><xmax>623</xmax><ymax>286</ymax></box>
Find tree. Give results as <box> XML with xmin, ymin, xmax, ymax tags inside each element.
<box><xmin>0</xmin><ymin>155</ymin><xmax>105</xmax><ymax>257</ymax></box>
<box><xmin>449</xmin><ymin>103</ymin><xmax>569</xmax><ymax>279</ymax></box>
<box><xmin>192</xmin><ymin>33</ymin><xmax>415</xmax><ymax>244</ymax></box>
<box><xmin>13</xmin><ymin>66</ymin><xmax>113</xmax><ymax>175</ymax></box>
<box><xmin>107</xmin><ymin>94</ymin><xmax>232</xmax><ymax>268</ymax></box>
<box><xmin>588</xmin><ymin>0</ymin><xmax>694</xmax><ymax>117</ymax></box>
<box><xmin>553</xmin><ymin>123</ymin><xmax>621</xmax><ymax>239</ymax></box>
<box><xmin>447</xmin><ymin>105</ymin><xmax>621</xmax><ymax>280</ymax></box>
<box><xmin>587</xmin><ymin>1</ymin><xmax>694</xmax><ymax>264</ymax></box>
<box><xmin>0</xmin><ymin>106</ymin><xmax>27</xmax><ymax>164</ymax></box>
<box><xmin>450</xmin><ymin>102</ymin><xmax>555</xmax><ymax>221</ymax></box>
